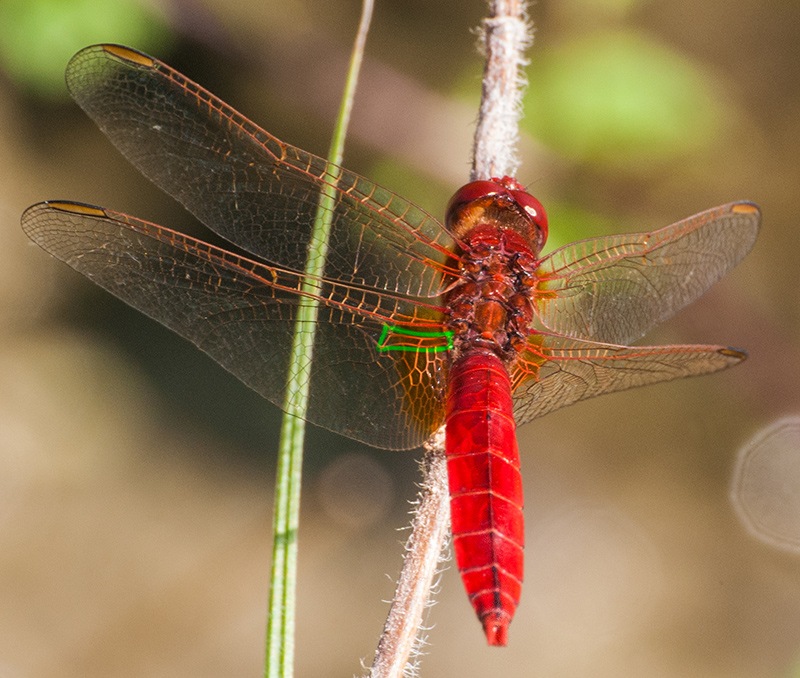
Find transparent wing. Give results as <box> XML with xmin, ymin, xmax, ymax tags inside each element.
<box><xmin>65</xmin><ymin>44</ymin><xmax>460</xmax><ymax>298</ymax></box>
<box><xmin>534</xmin><ymin>202</ymin><xmax>760</xmax><ymax>344</ymax></box>
<box><xmin>22</xmin><ymin>201</ymin><xmax>449</xmax><ymax>450</ymax></box>
<box><xmin>510</xmin><ymin>332</ymin><xmax>745</xmax><ymax>427</ymax></box>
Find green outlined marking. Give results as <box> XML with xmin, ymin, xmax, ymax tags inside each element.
<box><xmin>377</xmin><ymin>324</ymin><xmax>454</xmax><ymax>353</ymax></box>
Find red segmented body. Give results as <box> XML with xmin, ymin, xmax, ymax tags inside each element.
<box><xmin>446</xmin><ymin>349</ymin><xmax>523</xmax><ymax>646</ymax></box>
<box><xmin>444</xmin><ymin>177</ymin><xmax>547</xmax><ymax>645</ymax></box>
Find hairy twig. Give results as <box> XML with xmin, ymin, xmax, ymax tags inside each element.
<box><xmin>472</xmin><ymin>0</ymin><xmax>531</xmax><ymax>180</ymax></box>
<box><xmin>368</xmin><ymin>2</ymin><xmax>531</xmax><ymax>676</ymax></box>
<box><xmin>369</xmin><ymin>430</ymin><xmax>449</xmax><ymax>678</ymax></box>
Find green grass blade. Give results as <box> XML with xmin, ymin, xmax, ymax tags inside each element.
<box><xmin>264</xmin><ymin>2</ymin><xmax>374</xmax><ymax>676</ymax></box>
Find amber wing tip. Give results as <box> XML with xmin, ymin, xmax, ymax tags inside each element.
<box><xmin>482</xmin><ymin>612</ymin><xmax>510</xmax><ymax>646</ymax></box>
<box><xmin>731</xmin><ymin>201</ymin><xmax>761</xmax><ymax>216</ymax></box>
<box><xmin>719</xmin><ymin>346</ymin><xmax>748</xmax><ymax>363</ymax></box>
<box><xmin>44</xmin><ymin>200</ymin><xmax>108</xmax><ymax>217</ymax></box>
<box><xmin>100</xmin><ymin>44</ymin><xmax>155</xmax><ymax>68</ymax></box>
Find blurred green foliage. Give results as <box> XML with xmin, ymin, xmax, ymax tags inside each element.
<box><xmin>523</xmin><ymin>31</ymin><xmax>724</xmax><ymax>167</ymax></box>
<box><xmin>367</xmin><ymin>157</ymin><xmax>451</xmax><ymax>218</ymax></box>
<box><xmin>0</xmin><ymin>0</ymin><xmax>169</xmax><ymax>98</ymax></box>
<box><xmin>541</xmin><ymin>200</ymin><xmax>620</xmax><ymax>252</ymax></box>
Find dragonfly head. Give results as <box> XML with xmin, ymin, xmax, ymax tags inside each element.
<box><xmin>445</xmin><ymin>176</ymin><xmax>549</xmax><ymax>253</ymax></box>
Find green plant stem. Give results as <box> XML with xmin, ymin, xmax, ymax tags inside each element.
<box><xmin>264</xmin><ymin>2</ymin><xmax>374</xmax><ymax>677</ymax></box>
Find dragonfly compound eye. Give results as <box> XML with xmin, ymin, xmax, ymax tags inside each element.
<box><xmin>509</xmin><ymin>189</ymin><xmax>548</xmax><ymax>249</ymax></box>
<box><xmin>445</xmin><ymin>180</ymin><xmax>505</xmax><ymax>230</ymax></box>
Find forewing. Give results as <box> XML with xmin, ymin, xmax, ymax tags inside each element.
<box><xmin>510</xmin><ymin>332</ymin><xmax>745</xmax><ymax>427</ymax></box>
<box><xmin>21</xmin><ymin>201</ymin><xmax>448</xmax><ymax>450</ymax></box>
<box><xmin>64</xmin><ymin>44</ymin><xmax>459</xmax><ymax>297</ymax></box>
<box><xmin>534</xmin><ymin>203</ymin><xmax>760</xmax><ymax>344</ymax></box>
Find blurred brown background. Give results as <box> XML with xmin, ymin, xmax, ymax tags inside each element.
<box><xmin>1</xmin><ymin>0</ymin><xmax>798</xmax><ymax>676</ymax></box>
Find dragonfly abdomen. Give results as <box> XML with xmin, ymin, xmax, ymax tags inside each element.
<box><xmin>445</xmin><ymin>349</ymin><xmax>524</xmax><ymax>646</ymax></box>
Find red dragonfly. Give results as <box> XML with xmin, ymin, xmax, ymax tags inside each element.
<box><xmin>22</xmin><ymin>44</ymin><xmax>760</xmax><ymax>646</ymax></box>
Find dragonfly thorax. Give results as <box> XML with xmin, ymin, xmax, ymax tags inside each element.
<box><xmin>446</xmin><ymin>224</ymin><xmax>537</xmax><ymax>361</ymax></box>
